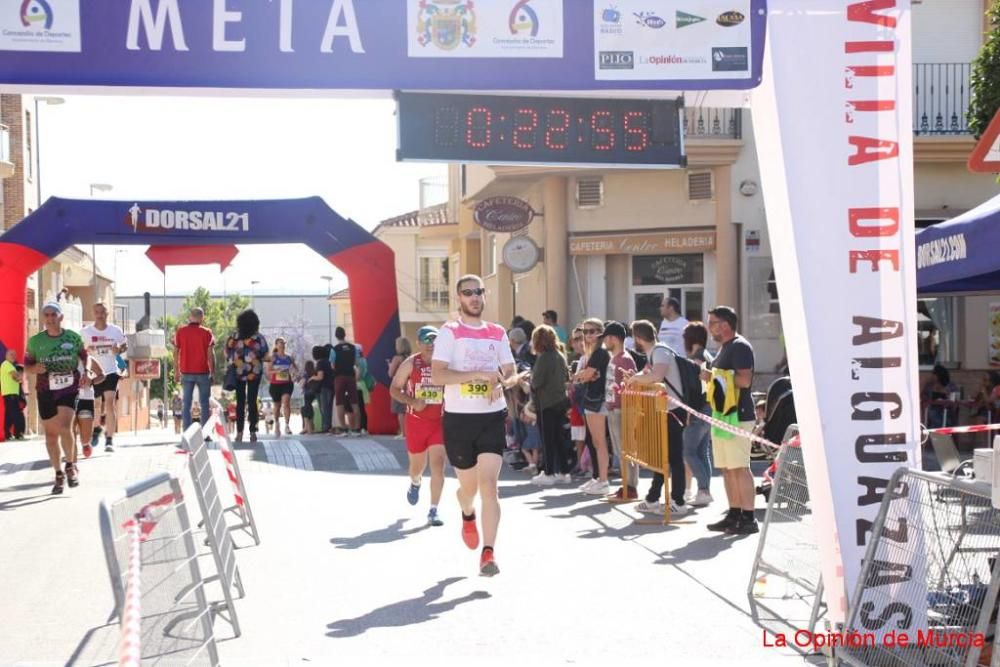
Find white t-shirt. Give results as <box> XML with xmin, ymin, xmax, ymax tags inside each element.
<box><xmin>81</xmin><ymin>324</ymin><xmax>127</xmax><ymax>375</ymax></box>
<box><xmin>432</xmin><ymin>318</ymin><xmax>515</xmax><ymax>414</ymax></box>
<box><xmin>658</xmin><ymin>316</ymin><xmax>689</xmax><ymax>355</ymax></box>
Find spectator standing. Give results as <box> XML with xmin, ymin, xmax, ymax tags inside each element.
<box><xmin>542</xmin><ymin>310</ymin><xmax>568</xmax><ymax>346</ymax></box>
<box><xmin>604</xmin><ymin>322</ymin><xmax>638</xmax><ymax>501</ymax></box>
<box><xmin>658</xmin><ymin>296</ymin><xmax>689</xmax><ymax>354</ymax></box>
<box><xmin>574</xmin><ymin>318</ymin><xmax>612</xmax><ymax>496</ymax></box>
<box><xmin>2</xmin><ymin>349</ymin><xmax>25</xmax><ymax>440</ymax></box>
<box><xmin>331</xmin><ymin>327</ymin><xmax>361</xmax><ymax>436</ymax></box>
<box><xmin>508</xmin><ymin>327</ymin><xmax>536</xmax><ymax>367</ymax></box>
<box><xmin>626</xmin><ymin>320</ymin><xmax>689</xmax><ymax>517</ymax></box>
<box><xmin>682</xmin><ymin>322</ymin><xmax>714</xmax><ymax>508</ymax></box>
<box><xmin>173</xmin><ymin>307</ymin><xmax>215</xmax><ymax>431</ymax></box>
<box><xmin>225</xmin><ymin>309</ymin><xmax>269</xmax><ymax>443</ymax></box>
<box><xmin>313</xmin><ymin>345</ymin><xmax>335</xmax><ymax>433</ymax></box>
<box><xmin>388</xmin><ymin>337</ymin><xmax>413</xmax><ymax>439</ymax></box>
<box><xmin>704</xmin><ymin>306</ymin><xmax>758</xmax><ymax>535</ymax></box>
<box><xmin>530</xmin><ymin>325</ymin><xmax>571</xmax><ymax>485</ymax></box>
<box><xmin>301</xmin><ymin>359</ymin><xmax>317</xmax><ymax>435</ymax></box>
<box><xmin>922</xmin><ymin>364</ymin><xmax>959</xmax><ymax>429</ymax></box>
<box><xmin>170</xmin><ymin>394</ymin><xmax>183</xmax><ymax>434</ymax></box>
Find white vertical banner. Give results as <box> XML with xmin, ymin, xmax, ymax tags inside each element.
<box><xmin>751</xmin><ymin>0</ymin><xmax>923</xmax><ymax>627</ymax></box>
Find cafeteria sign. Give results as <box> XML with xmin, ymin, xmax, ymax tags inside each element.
<box><xmin>473</xmin><ymin>197</ymin><xmax>537</xmax><ymax>233</ymax></box>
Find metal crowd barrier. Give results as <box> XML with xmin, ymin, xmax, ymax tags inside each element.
<box><xmin>205</xmin><ymin>413</ymin><xmax>261</xmax><ymax>546</ymax></box>
<box><xmin>99</xmin><ymin>472</ymin><xmax>219</xmax><ymax>666</ymax></box>
<box><xmin>839</xmin><ymin>468</ymin><xmax>1000</xmax><ymax>667</ymax></box>
<box><xmin>747</xmin><ymin>425</ymin><xmax>827</xmax><ymax>652</ymax></box>
<box><xmin>620</xmin><ymin>386</ymin><xmax>673</xmax><ymax>523</ymax></box>
<box><xmin>180</xmin><ymin>423</ymin><xmax>246</xmax><ymax>638</ymax></box>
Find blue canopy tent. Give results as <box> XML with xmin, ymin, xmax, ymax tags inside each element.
<box><xmin>917</xmin><ymin>192</ymin><xmax>1000</xmax><ymax>294</ymax></box>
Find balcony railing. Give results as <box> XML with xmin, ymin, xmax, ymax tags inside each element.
<box><xmin>913</xmin><ymin>63</ymin><xmax>971</xmax><ymax>136</ymax></box>
<box><xmin>684</xmin><ymin>108</ymin><xmax>742</xmax><ymax>140</ymax></box>
<box><xmin>418</xmin><ymin>279</ymin><xmax>449</xmax><ymax>312</ymax></box>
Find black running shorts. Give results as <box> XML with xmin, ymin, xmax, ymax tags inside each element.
<box><xmin>38</xmin><ymin>391</ymin><xmax>77</xmax><ymax>421</ymax></box>
<box><xmin>75</xmin><ymin>399</ymin><xmax>95</xmax><ymax>419</ymax></box>
<box><xmin>442</xmin><ymin>410</ymin><xmax>507</xmax><ymax>470</ymax></box>
<box><xmin>93</xmin><ymin>373</ymin><xmax>120</xmax><ymax>396</ymax></box>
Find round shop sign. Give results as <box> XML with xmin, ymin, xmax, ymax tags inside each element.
<box><xmin>502</xmin><ymin>236</ymin><xmax>540</xmax><ymax>273</ymax></box>
<box><xmin>473</xmin><ymin>197</ymin><xmax>536</xmax><ymax>233</ymax></box>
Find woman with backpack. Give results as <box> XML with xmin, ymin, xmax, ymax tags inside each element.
<box><xmin>681</xmin><ymin>322</ymin><xmax>714</xmax><ymax>508</ymax></box>
<box><xmin>573</xmin><ymin>318</ymin><xmax>612</xmax><ymax>496</ymax></box>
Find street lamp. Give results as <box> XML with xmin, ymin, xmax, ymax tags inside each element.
<box><xmin>250</xmin><ymin>280</ymin><xmax>260</xmax><ymax>308</ymax></box>
<box><xmin>33</xmin><ymin>96</ymin><xmax>64</xmax><ymax>317</ymax></box>
<box><xmin>89</xmin><ymin>183</ymin><xmax>113</xmax><ymax>309</ymax></box>
<box><xmin>321</xmin><ymin>275</ymin><xmax>333</xmax><ymax>342</ymax></box>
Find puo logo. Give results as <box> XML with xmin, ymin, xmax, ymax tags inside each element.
<box><xmin>20</xmin><ymin>0</ymin><xmax>53</xmax><ymax>30</ymax></box>
<box><xmin>509</xmin><ymin>0</ymin><xmax>539</xmax><ymax>36</ymax></box>
<box><xmin>125</xmin><ymin>203</ymin><xmax>250</xmax><ymax>233</ymax></box>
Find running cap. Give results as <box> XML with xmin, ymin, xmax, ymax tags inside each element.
<box><xmin>417</xmin><ymin>325</ymin><xmax>439</xmax><ymax>343</ymax></box>
<box><xmin>41</xmin><ymin>302</ymin><xmax>62</xmax><ymax>315</ymax></box>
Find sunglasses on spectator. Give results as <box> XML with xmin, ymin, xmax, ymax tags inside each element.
<box><xmin>583</xmin><ymin>328</ymin><xmax>601</xmax><ymax>335</ymax></box>
<box><xmin>459</xmin><ymin>288</ymin><xmax>486</xmax><ymax>297</ymax></box>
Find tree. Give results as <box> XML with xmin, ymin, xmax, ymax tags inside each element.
<box><xmin>969</xmin><ymin>0</ymin><xmax>1000</xmax><ymax>138</ymax></box>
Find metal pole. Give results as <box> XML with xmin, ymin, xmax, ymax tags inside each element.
<box><xmin>163</xmin><ymin>268</ymin><xmax>168</xmax><ymax>424</ymax></box>
<box><xmin>327</xmin><ymin>285</ymin><xmax>332</xmax><ymax>342</ymax></box>
<box><xmin>33</xmin><ymin>98</ymin><xmax>43</xmax><ymax>319</ymax></box>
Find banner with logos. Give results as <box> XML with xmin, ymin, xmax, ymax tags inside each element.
<box><xmin>0</xmin><ymin>0</ymin><xmax>764</xmax><ymax>92</ymax></box>
<box><xmin>594</xmin><ymin>0</ymin><xmax>756</xmax><ymax>82</ymax></box>
<box><xmin>751</xmin><ymin>0</ymin><xmax>924</xmax><ymax>627</ymax></box>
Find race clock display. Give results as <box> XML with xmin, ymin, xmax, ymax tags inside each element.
<box><xmin>396</xmin><ymin>92</ymin><xmax>686</xmax><ymax>168</ymax></box>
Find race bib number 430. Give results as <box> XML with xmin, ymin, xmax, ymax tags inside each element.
<box><xmin>415</xmin><ymin>384</ymin><xmax>444</xmax><ymax>404</ymax></box>
<box><xmin>460</xmin><ymin>382</ymin><xmax>491</xmax><ymax>398</ymax></box>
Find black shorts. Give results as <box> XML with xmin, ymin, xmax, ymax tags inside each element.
<box><xmin>75</xmin><ymin>399</ymin><xmax>95</xmax><ymax>419</ymax></box>
<box><xmin>93</xmin><ymin>373</ymin><xmax>120</xmax><ymax>396</ymax></box>
<box><xmin>38</xmin><ymin>391</ymin><xmax>77</xmax><ymax>421</ymax></box>
<box><xmin>442</xmin><ymin>410</ymin><xmax>507</xmax><ymax>470</ymax></box>
<box><xmin>269</xmin><ymin>383</ymin><xmax>294</xmax><ymax>402</ymax></box>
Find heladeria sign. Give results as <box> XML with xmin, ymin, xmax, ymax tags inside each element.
<box><xmin>0</xmin><ymin>0</ymin><xmax>765</xmax><ymax>92</ymax></box>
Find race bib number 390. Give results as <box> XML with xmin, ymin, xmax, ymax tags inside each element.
<box><xmin>415</xmin><ymin>384</ymin><xmax>444</xmax><ymax>404</ymax></box>
<box><xmin>49</xmin><ymin>373</ymin><xmax>74</xmax><ymax>391</ymax></box>
<box><xmin>460</xmin><ymin>382</ymin><xmax>491</xmax><ymax>398</ymax></box>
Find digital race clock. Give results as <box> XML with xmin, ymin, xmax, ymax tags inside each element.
<box><xmin>396</xmin><ymin>92</ymin><xmax>686</xmax><ymax>168</ymax></box>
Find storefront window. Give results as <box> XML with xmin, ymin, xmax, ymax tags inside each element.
<box><xmin>746</xmin><ymin>257</ymin><xmax>782</xmax><ymax>340</ymax></box>
<box><xmin>631</xmin><ymin>255</ymin><xmax>704</xmax><ymax>323</ymax></box>
<box><xmin>632</xmin><ymin>255</ymin><xmax>703</xmax><ymax>286</ymax></box>
<box><xmin>918</xmin><ymin>297</ymin><xmax>957</xmax><ymax>368</ymax></box>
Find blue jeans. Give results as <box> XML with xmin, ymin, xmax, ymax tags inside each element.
<box><xmin>320</xmin><ymin>387</ymin><xmax>334</xmax><ymax>432</ymax></box>
<box><xmin>683</xmin><ymin>406</ymin><xmax>713</xmax><ymax>491</ymax></box>
<box><xmin>182</xmin><ymin>373</ymin><xmax>212</xmax><ymax>430</ymax></box>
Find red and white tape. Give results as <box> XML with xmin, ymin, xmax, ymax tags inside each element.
<box><xmin>118</xmin><ymin>521</ymin><xmax>142</xmax><ymax>667</ymax></box>
<box><xmin>664</xmin><ymin>395</ymin><xmax>784</xmax><ymax>451</ymax></box>
<box><xmin>925</xmin><ymin>422</ymin><xmax>1000</xmax><ymax>436</ymax></box>
<box><xmin>205</xmin><ymin>413</ymin><xmax>245</xmax><ymax>509</ymax></box>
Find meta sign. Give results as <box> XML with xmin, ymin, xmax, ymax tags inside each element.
<box><xmin>0</xmin><ymin>1</ymin><xmax>766</xmax><ymax>92</ymax></box>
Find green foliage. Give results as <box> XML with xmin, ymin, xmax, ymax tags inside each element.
<box><xmin>969</xmin><ymin>0</ymin><xmax>1000</xmax><ymax>138</ymax></box>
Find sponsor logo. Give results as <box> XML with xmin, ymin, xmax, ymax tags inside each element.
<box><xmin>599</xmin><ymin>5</ymin><xmax>623</xmax><ymax>34</ymax></box>
<box><xmin>416</xmin><ymin>0</ymin><xmax>477</xmax><ymax>51</ymax></box>
<box><xmin>20</xmin><ymin>0</ymin><xmax>52</xmax><ymax>30</ymax></box>
<box><xmin>641</xmin><ymin>53</ymin><xmax>707</xmax><ymax>66</ymax></box>
<box><xmin>716</xmin><ymin>10</ymin><xmax>745</xmax><ymax>27</ymax></box>
<box><xmin>508</xmin><ymin>0</ymin><xmax>539</xmax><ymax>36</ymax></box>
<box><xmin>126</xmin><ymin>204</ymin><xmax>251</xmax><ymax>233</ymax></box>
<box><xmin>711</xmin><ymin>46</ymin><xmax>748</xmax><ymax>72</ymax></box>
<box><xmin>633</xmin><ymin>11</ymin><xmax>666</xmax><ymax>29</ymax></box>
<box><xmin>676</xmin><ymin>10</ymin><xmax>705</xmax><ymax>28</ymax></box>
<box><xmin>599</xmin><ymin>50</ymin><xmax>634</xmax><ymax>70</ymax></box>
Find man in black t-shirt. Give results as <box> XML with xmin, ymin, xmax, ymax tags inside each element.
<box><xmin>331</xmin><ymin>327</ymin><xmax>361</xmax><ymax>436</ymax></box>
<box><xmin>703</xmin><ymin>306</ymin><xmax>759</xmax><ymax>536</ymax></box>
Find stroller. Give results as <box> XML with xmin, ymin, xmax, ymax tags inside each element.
<box><xmin>753</xmin><ymin>376</ymin><xmax>798</xmax><ymax>502</ymax></box>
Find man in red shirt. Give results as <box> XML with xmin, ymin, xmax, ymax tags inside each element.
<box><xmin>173</xmin><ymin>307</ymin><xmax>215</xmax><ymax>430</ymax></box>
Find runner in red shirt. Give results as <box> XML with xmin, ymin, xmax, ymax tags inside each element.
<box><xmin>390</xmin><ymin>325</ymin><xmax>446</xmax><ymax>527</ymax></box>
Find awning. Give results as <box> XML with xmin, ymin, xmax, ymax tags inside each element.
<box><xmin>917</xmin><ymin>192</ymin><xmax>1000</xmax><ymax>294</ymax></box>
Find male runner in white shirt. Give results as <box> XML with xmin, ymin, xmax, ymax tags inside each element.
<box><xmin>81</xmin><ymin>302</ymin><xmax>127</xmax><ymax>452</ymax></box>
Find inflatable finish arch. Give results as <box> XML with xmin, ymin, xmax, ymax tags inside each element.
<box><xmin>0</xmin><ymin>197</ymin><xmax>400</xmax><ymax>436</ymax></box>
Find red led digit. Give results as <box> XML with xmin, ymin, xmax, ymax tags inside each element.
<box><xmin>512</xmin><ymin>108</ymin><xmax>539</xmax><ymax>150</ymax></box>
<box><xmin>434</xmin><ymin>106</ymin><xmax>460</xmax><ymax>147</ymax></box>
<box><xmin>465</xmin><ymin>107</ymin><xmax>493</xmax><ymax>149</ymax></box>
<box><xmin>623</xmin><ymin>111</ymin><xmax>650</xmax><ymax>152</ymax></box>
<box><xmin>591</xmin><ymin>111</ymin><xmax>615</xmax><ymax>151</ymax></box>
<box><xmin>545</xmin><ymin>109</ymin><xmax>570</xmax><ymax>150</ymax></box>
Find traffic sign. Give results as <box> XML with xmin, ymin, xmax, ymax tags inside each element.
<box><xmin>969</xmin><ymin>109</ymin><xmax>1000</xmax><ymax>173</ymax></box>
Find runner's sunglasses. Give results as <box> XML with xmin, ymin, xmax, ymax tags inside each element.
<box><xmin>459</xmin><ymin>288</ymin><xmax>486</xmax><ymax>297</ymax></box>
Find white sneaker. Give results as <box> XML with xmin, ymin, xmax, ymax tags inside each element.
<box><xmin>692</xmin><ymin>490</ymin><xmax>713</xmax><ymax>507</ymax></box>
<box><xmin>524</xmin><ymin>464</ymin><xmax>537</xmax><ymax>474</ymax></box>
<box><xmin>684</xmin><ymin>489</ymin><xmax>697</xmax><ymax>504</ymax></box>
<box><xmin>532</xmin><ymin>473</ymin><xmax>556</xmax><ymax>486</ymax></box>
<box><xmin>555</xmin><ymin>473</ymin><xmax>573</xmax><ymax>484</ymax></box>
<box><xmin>578</xmin><ymin>478</ymin><xmax>598</xmax><ymax>491</ymax></box>
<box><xmin>669</xmin><ymin>501</ymin><xmax>690</xmax><ymax>517</ymax></box>
<box><xmin>636</xmin><ymin>500</ymin><xmax>665</xmax><ymax>514</ymax></box>
<box><xmin>584</xmin><ymin>480</ymin><xmax>611</xmax><ymax>496</ymax></box>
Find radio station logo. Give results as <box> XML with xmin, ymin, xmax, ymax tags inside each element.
<box><xmin>599</xmin><ymin>50</ymin><xmax>634</xmax><ymax>70</ymax></box>
<box><xmin>599</xmin><ymin>5</ymin><xmax>623</xmax><ymax>34</ymax></box>
<box><xmin>20</xmin><ymin>0</ymin><xmax>53</xmax><ymax>29</ymax></box>
<box><xmin>509</xmin><ymin>0</ymin><xmax>539</xmax><ymax>36</ymax></box>
<box><xmin>711</xmin><ymin>46</ymin><xmax>748</xmax><ymax>71</ymax></box>
<box><xmin>676</xmin><ymin>10</ymin><xmax>705</xmax><ymax>28</ymax></box>
<box><xmin>633</xmin><ymin>11</ymin><xmax>665</xmax><ymax>29</ymax></box>
<box><xmin>416</xmin><ymin>0</ymin><xmax>477</xmax><ymax>51</ymax></box>
<box><xmin>716</xmin><ymin>10</ymin><xmax>745</xmax><ymax>27</ymax></box>
<box><xmin>126</xmin><ymin>204</ymin><xmax>250</xmax><ymax>233</ymax></box>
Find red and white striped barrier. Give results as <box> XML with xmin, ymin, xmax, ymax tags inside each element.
<box><xmin>925</xmin><ymin>422</ymin><xmax>1000</xmax><ymax>436</ymax></box>
<box><xmin>204</xmin><ymin>413</ymin><xmax>245</xmax><ymax>509</ymax></box>
<box><xmin>665</xmin><ymin>395</ymin><xmax>783</xmax><ymax>451</ymax></box>
<box><xmin>118</xmin><ymin>521</ymin><xmax>142</xmax><ymax>667</ymax></box>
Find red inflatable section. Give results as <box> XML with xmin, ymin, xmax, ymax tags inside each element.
<box><xmin>329</xmin><ymin>240</ymin><xmax>399</xmax><ymax>436</ymax></box>
<box><xmin>0</xmin><ymin>242</ymin><xmax>53</xmax><ymax>441</ymax></box>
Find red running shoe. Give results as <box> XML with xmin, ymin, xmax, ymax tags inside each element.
<box><xmin>82</xmin><ymin>443</ymin><xmax>92</xmax><ymax>459</ymax></box>
<box><xmin>479</xmin><ymin>550</ymin><xmax>499</xmax><ymax>577</ymax></box>
<box><xmin>461</xmin><ymin>515</ymin><xmax>479</xmax><ymax>550</ymax></box>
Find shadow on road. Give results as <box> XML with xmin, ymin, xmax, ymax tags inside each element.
<box><xmin>326</xmin><ymin>577</ymin><xmax>490</xmax><ymax>638</ymax></box>
<box><xmin>654</xmin><ymin>535</ymin><xmax>740</xmax><ymax>565</ymax></box>
<box><xmin>330</xmin><ymin>518</ymin><xmax>431</xmax><ymax>549</ymax></box>
<box><xmin>0</xmin><ymin>490</ymin><xmax>63</xmax><ymax>511</ymax></box>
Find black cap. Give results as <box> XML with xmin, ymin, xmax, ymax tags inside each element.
<box><xmin>603</xmin><ymin>320</ymin><xmax>628</xmax><ymax>341</ymax></box>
